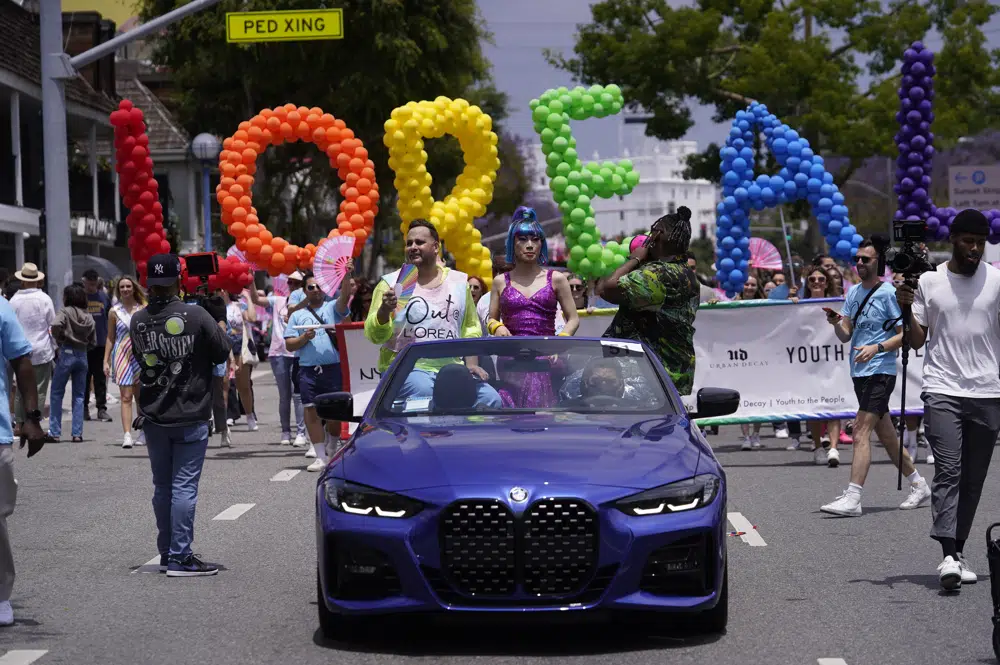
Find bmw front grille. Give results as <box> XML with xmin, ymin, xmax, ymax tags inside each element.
<box><xmin>438</xmin><ymin>498</ymin><xmax>599</xmax><ymax>601</ymax></box>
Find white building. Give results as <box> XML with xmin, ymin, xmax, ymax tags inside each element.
<box><xmin>523</xmin><ymin>115</ymin><xmax>720</xmax><ymax>242</ymax></box>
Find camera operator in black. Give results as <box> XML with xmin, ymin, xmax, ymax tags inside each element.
<box><xmin>130</xmin><ymin>254</ymin><xmax>231</xmax><ymax>577</ymax></box>
<box><xmin>895</xmin><ymin>209</ymin><xmax>1000</xmax><ymax>591</ymax></box>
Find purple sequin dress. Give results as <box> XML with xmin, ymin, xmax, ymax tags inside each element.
<box><xmin>498</xmin><ymin>271</ymin><xmax>558</xmax><ymax>408</ymax></box>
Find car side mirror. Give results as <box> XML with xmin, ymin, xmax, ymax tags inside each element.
<box><xmin>695</xmin><ymin>387</ymin><xmax>740</xmax><ymax>419</ymax></box>
<box><xmin>314</xmin><ymin>391</ymin><xmax>362</xmax><ymax>423</ymax></box>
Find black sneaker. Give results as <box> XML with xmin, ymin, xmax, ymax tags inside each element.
<box><xmin>166</xmin><ymin>554</ymin><xmax>219</xmax><ymax>577</ymax></box>
<box><xmin>97</xmin><ymin>409</ymin><xmax>113</xmax><ymax>422</ymax></box>
<box><xmin>83</xmin><ymin>410</ymin><xmax>92</xmax><ymax>421</ymax></box>
<box><xmin>159</xmin><ymin>555</ymin><xmax>168</xmax><ymax>573</ymax></box>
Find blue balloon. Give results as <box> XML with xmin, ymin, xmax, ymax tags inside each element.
<box><xmin>810</xmin><ymin>164</ymin><xmax>826</xmax><ymax>178</ymax></box>
<box><xmin>770</xmin><ymin>175</ymin><xmax>785</xmax><ymax>190</ymax></box>
<box><xmin>720</xmin><ymin>258</ymin><xmax>735</xmax><ymax>271</ymax></box>
<box><xmin>798</xmin><ymin>160</ymin><xmax>814</xmax><ymax>175</ymax></box>
<box><xmin>786</xmin><ymin>156</ymin><xmax>801</xmax><ymax>171</ymax></box>
<box><xmin>787</xmin><ymin>141</ymin><xmax>803</xmax><ymax>157</ymax></box>
<box><xmin>840</xmin><ymin>226</ymin><xmax>855</xmax><ymax>239</ymax></box>
<box><xmin>734</xmin><ymin>187</ymin><xmax>749</xmax><ymax>202</ymax></box>
<box><xmin>739</xmin><ymin>147</ymin><xmax>754</xmax><ymax>161</ymax></box>
<box><xmin>832</xmin><ymin>192</ymin><xmax>845</xmax><ymax>205</ymax></box>
<box><xmin>751</xmin><ymin>198</ymin><xmax>767</xmax><ymax>211</ymax></box>
<box><xmin>723</xmin><ymin>171</ymin><xmax>740</xmax><ymax>186</ymax></box>
<box><xmin>801</xmin><ymin>148</ymin><xmax>814</xmax><ymax>161</ymax></box>
<box><xmin>820</xmin><ymin>184</ymin><xmax>835</xmax><ymax>197</ymax></box>
<box><xmin>747</xmin><ymin>184</ymin><xmax>763</xmax><ymax>201</ymax></box>
<box><xmin>756</xmin><ymin>174</ymin><xmax>770</xmax><ymax>188</ymax></box>
<box><xmin>817</xmin><ymin>212</ymin><xmax>831</xmax><ymax>223</ymax></box>
<box><xmin>730</xmin><ymin>226</ymin><xmax>745</xmax><ymax>240</ymax></box>
<box><xmin>818</xmin><ymin>198</ymin><xmax>833</xmax><ymax>211</ymax></box>
<box><xmin>729</xmin><ymin>128</ymin><xmax>742</xmax><ymax>139</ymax></box>
<box><xmin>826</xmin><ymin>234</ymin><xmax>840</xmax><ymax>247</ymax></box>
<box><xmin>852</xmin><ymin>233</ymin><xmax>864</xmax><ymax>245</ymax></box>
<box><xmin>785</xmin><ymin>129</ymin><xmax>800</xmax><ymax>141</ymax></box>
<box><xmin>731</xmin><ymin>158</ymin><xmax>748</xmax><ymax>172</ymax></box>
<box><xmin>783</xmin><ymin>181</ymin><xmax>798</xmax><ymax>198</ymax></box>
<box><xmin>721</xmin><ymin>146</ymin><xmax>738</xmax><ymax>160</ymax></box>
<box><xmin>729</xmin><ymin>270</ymin><xmax>744</xmax><ymax>284</ymax></box>
<box><xmin>761</xmin><ymin>187</ymin><xmax>776</xmax><ymax>203</ymax></box>
<box><xmin>829</xmin><ymin>220</ymin><xmax>843</xmax><ymax>234</ymax></box>
<box><xmin>794</xmin><ymin>173</ymin><xmax>808</xmax><ymax>187</ymax></box>
<box><xmin>822</xmin><ymin>173</ymin><xmax>834</xmax><ymax>185</ymax></box>
<box><xmin>771</xmin><ymin>138</ymin><xmax>788</xmax><ymax>153</ymax></box>
<box><xmin>731</xmin><ymin>248</ymin><xmax>744</xmax><ymax>260</ymax></box>
<box><xmin>738</xmin><ymin>236</ymin><xmax>750</xmax><ymax>251</ymax></box>
<box><xmin>721</xmin><ymin>236</ymin><xmax>736</xmax><ymax>250</ymax></box>
<box><xmin>836</xmin><ymin>240</ymin><xmax>851</xmax><ymax>254</ymax></box>
<box><xmin>731</xmin><ymin>209</ymin><xmax>746</xmax><ymax>223</ymax></box>
<box><xmin>724</xmin><ymin>196</ymin><xmax>739</xmax><ymax>211</ymax></box>
<box><xmin>738</xmin><ymin>259</ymin><xmax>750</xmax><ymax>272</ymax></box>
<box><xmin>831</xmin><ymin>204</ymin><xmax>848</xmax><ymax>217</ymax></box>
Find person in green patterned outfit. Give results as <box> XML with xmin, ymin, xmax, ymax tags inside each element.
<box><xmin>595</xmin><ymin>207</ymin><xmax>699</xmax><ymax>394</ymax></box>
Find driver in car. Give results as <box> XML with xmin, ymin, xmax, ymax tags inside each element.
<box><xmin>364</xmin><ymin>220</ymin><xmax>501</xmax><ymax>408</ymax></box>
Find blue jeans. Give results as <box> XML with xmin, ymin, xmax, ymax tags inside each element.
<box><xmin>48</xmin><ymin>347</ymin><xmax>88</xmax><ymax>438</ymax></box>
<box><xmin>144</xmin><ymin>422</ymin><xmax>210</xmax><ymax>560</ymax></box>
<box><xmin>400</xmin><ymin>369</ymin><xmax>502</xmax><ymax>408</ymax></box>
<box><xmin>270</xmin><ymin>355</ymin><xmax>305</xmax><ymax>436</ymax></box>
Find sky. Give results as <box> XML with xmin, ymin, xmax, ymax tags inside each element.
<box><xmin>477</xmin><ymin>0</ymin><xmax>1000</xmax><ymax>159</ymax></box>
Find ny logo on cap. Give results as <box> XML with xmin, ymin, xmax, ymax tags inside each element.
<box><xmin>154</xmin><ymin>264</ymin><xmax>164</xmax><ymax>274</ymax></box>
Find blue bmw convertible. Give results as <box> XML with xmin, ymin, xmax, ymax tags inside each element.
<box><xmin>314</xmin><ymin>336</ymin><xmax>739</xmax><ymax>639</ymax></box>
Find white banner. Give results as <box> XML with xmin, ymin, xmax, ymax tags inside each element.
<box><xmin>337</xmin><ymin>300</ymin><xmax>925</xmax><ymax>423</ymax></box>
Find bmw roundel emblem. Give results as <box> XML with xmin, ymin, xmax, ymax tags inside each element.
<box><xmin>509</xmin><ymin>487</ymin><xmax>528</xmax><ymax>503</ymax></box>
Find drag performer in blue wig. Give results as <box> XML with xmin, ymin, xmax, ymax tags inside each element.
<box><xmin>504</xmin><ymin>206</ymin><xmax>550</xmax><ymax>265</ymax></box>
<box><xmin>487</xmin><ymin>206</ymin><xmax>579</xmax><ymax>407</ymax></box>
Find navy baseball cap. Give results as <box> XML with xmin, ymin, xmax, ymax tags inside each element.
<box><xmin>147</xmin><ymin>253</ymin><xmax>181</xmax><ymax>286</ymax></box>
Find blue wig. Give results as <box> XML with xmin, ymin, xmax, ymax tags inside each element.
<box><xmin>505</xmin><ymin>206</ymin><xmax>549</xmax><ymax>265</ymax></box>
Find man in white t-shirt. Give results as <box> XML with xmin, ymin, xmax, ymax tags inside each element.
<box><xmin>896</xmin><ymin>208</ymin><xmax>1000</xmax><ymax>591</ymax></box>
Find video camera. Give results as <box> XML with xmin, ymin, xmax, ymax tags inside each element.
<box><xmin>181</xmin><ymin>252</ymin><xmax>227</xmax><ymax>323</ymax></box>
<box><xmin>871</xmin><ymin>220</ymin><xmax>935</xmax><ymax>282</ymax></box>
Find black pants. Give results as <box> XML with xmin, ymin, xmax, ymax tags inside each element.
<box><xmin>84</xmin><ymin>346</ymin><xmax>107</xmax><ymax>412</ymax></box>
<box><xmin>212</xmin><ymin>376</ymin><xmax>227</xmax><ymax>435</ymax></box>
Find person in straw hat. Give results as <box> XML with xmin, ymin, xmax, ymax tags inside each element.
<box><xmin>8</xmin><ymin>263</ymin><xmax>55</xmax><ymax>433</ymax></box>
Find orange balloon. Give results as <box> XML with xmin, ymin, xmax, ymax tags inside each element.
<box><xmin>266</xmin><ymin>116</ymin><xmax>281</xmax><ymax>132</ymax></box>
<box><xmin>232</xmin><ymin>207</ymin><xmax>248</xmax><ymax>223</ymax></box>
<box><xmin>258</xmin><ymin>229</ymin><xmax>273</xmax><ymax>245</ymax></box>
<box><xmin>356</xmin><ymin>178</ymin><xmax>372</xmax><ymax>194</ymax></box>
<box><xmin>344</xmin><ymin>187</ymin><xmax>359</xmax><ymax>201</ymax></box>
<box><xmin>280</xmin><ymin>123</ymin><xmax>294</xmax><ymax>138</ymax></box>
<box><xmin>237</xmin><ymin>237</ymin><xmax>248</xmax><ymax>250</ymax></box>
<box><xmin>245</xmin><ymin>223</ymin><xmax>260</xmax><ymax>237</ymax></box>
<box><xmin>336</xmin><ymin>153</ymin><xmax>351</xmax><ymax>169</ymax></box>
<box><xmin>259</xmin><ymin>245</ymin><xmax>274</xmax><ymax>261</ymax></box>
<box><xmin>222</xmin><ymin>196</ymin><xmax>238</xmax><ymax>212</ymax></box>
<box><xmin>222</xmin><ymin>138</ymin><xmax>234</xmax><ymax>150</ymax></box>
<box><xmin>250</xmin><ymin>115</ymin><xmax>267</xmax><ymax>129</ymax></box>
<box><xmin>283</xmin><ymin>245</ymin><xmax>298</xmax><ymax>261</ymax></box>
<box><xmin>246</xmin><ymin>214</ymin><xmax>259</xmax><ymax>227</ymax></box>
<box><xmin>222</xmin><ymin>163</ymin><xmax>237</xmax><ymax>178</ymax></box>
<box><xmin>295</xmin><ymin>122</ymin><xmax>310</xmax><ymax>139</ymax></box>
<box><xmin>230</xmin><ymin>221</ymin><xmax>247</xmax><ymax>237</ymax></box>
<box><xmin>354</xmin><ymin>147</ymin><xmax>369</xmax><ymax>162</ymax></box>
<box><xmin>245</xmin><ymin>237</ymin><xmax>262</xmax><ymax>253</ymax></box>
<box><xmin>242</xmin><ymin>149</ymin><xmax>257</xmax><ymax>164</ymax></box>
<box><xmin>236</xmin><ymin>174</ymin><xmax>254</xmax><ymax>189</ymax></box>
<box><xmin>239</xmin><ymin>196</ymin><xmax>253</xmax><ymax>210</ymax></box>
<box><xmin>350</xmin><ymin>214</ymin><xmax>364</xmax><ymax>229</ymax></box>
<box><xmin>271</xmin><ymin>252</ymin><xmax>285</xmax><ymax>268</ymax></box>
<box><xmin>229</xmin><ymin>184</ymin><xmax>244</xmax><ymax>198</ymax></box>
<box><xmin>337</xmin><ymin>221</ymin><xmax>352</xmax><ymax>233</ymax></box>
<box><xmin>271</xmin><ymin>237</ymin><xmax>287</xmax><ymax>252</ymax></box>
<box><xmin>356</xmin><ymin>195</ymin><xmax>372</xmax><ymax>211</ymax></box>
<box><xmin>220</xmin><ymin>177</ymin><xmax>236</xmax><ymax>189</ymax></box>
<box><xmin>343</xmin><ymin>202</ymin><xmax>360</xmax><ymax>216</ymax></box>
<box><xmin>272</xmin><ymin>106</ymin><xmax>288</xmax><ymax>121</ymax></box>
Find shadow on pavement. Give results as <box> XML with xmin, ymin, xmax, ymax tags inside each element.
<box><xmin>310</xmin><ymin>615</ymin><xmax>723</xmax><ymax>655</ymax></box>
<box><xmin>847</xmin><ymin>573</ymin><xmax>971</xmax><ymax>592</ymax></box>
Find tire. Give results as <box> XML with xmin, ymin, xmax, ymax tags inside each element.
<box><xmin>317</xmin><ymin>570</ymin><xmax>362</xmax><ymax>641</ymax></box>
<box><xmin>700</xmin><ymin>561</ymin><xmax>728</xmax><ymax>634</ymax></box>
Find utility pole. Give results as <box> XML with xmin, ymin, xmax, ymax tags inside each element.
<box><xmin>39</xmin><ymin>0</ymin><xmax>222</xmax><ymax>304</ymax></box>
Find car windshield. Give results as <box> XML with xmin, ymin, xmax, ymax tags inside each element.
<box><xmin>374</xmin><ymin>337</ymin><xmax>675</xmax><ymax>418</ymax></box>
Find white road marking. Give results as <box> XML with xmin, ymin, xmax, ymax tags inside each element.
<box><xmin>817</xmin><ymin>659</ymin><xmax>849</xmax><ymax>665</ymax></box>
<box><xmin>270</xmin><ymin>469</ymin><xmax>301</xmax><ymax>482</ymax></box>
<box><xmin>727</xmin><ymin>512</ymin><xmax>767</xmax><ymax>547</ymax></box>
<box><xmin>213</xmin><ymin>503</ymin><xmax>256</xmax><ymax>521</ymax></box>
<box><xmin>0</xmin><ymin>651</ymin><xmax>49</xmax><ymax>665</ymax></box>
<box><xmin>131</xmin><ymin>555</ymin><xmax>162</xmax><ymax>574</ymax></box>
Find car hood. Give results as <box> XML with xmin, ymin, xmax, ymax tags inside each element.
<box><xmin>335</xmin><ymin>413</ymin><xmax>703</xmax><ymax>492</ymax></box>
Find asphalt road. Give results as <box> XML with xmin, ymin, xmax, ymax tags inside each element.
<box><xmin>1</xmin><ymin>369</ymin><xmax>998</xmax><ymax>665</ymax></box>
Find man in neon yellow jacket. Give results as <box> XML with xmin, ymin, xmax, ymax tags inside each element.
<box><xmin>364</xmin><ymin>219</ymin><xmax>501</xmax><ymax>407</ymax></box>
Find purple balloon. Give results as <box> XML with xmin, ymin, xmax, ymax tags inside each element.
<box><xmin>907</xmin><ymin>110</ymin><xmax>923</xmax><ymax>125</ymax></box>
<box><xmin>920</xmin><ymin>175</ymin><xmax>931</xmax><ymax>188</ymax></box>
<box><xmin>918</xmin><ymin>99</ymin><xmax>932</xmax><ymax>112</ymax></box>
<box><xmin>906</xmin><ymin>165</ymin><xmax>924</xmax><ymax>179</ymax></box>
<box><xmin>935</xmin><ymin>225</ymin><xmax>950</xmax><ymax>241</ymax></box>
<box><xmin>905</xmin><ymin>202</ymin><xmax>921</xmax><ymax>215</ymax></box>
<box><xmin>991</xmin><ymin>219</ymin><xmax>1000</xmax><ymax>235</ymax></box>
<box><xmin>900</xmin><ymin>177</ymin><xmax>915</xmax><ymax>192</ymax></box>
<box><xmin>911</xmin><ymin>62</ymin><xmax>926</xmax><ymax>76</ymax></box>
<box><xmin>912</xmin><ymin>187</ymin><xmax>928</xmax><ymax>202</ymax></box>
<box><xmin>910</xmin><ymin>135</ymin><xmax>926</xmax><ymax>150</ymax></box>
<box><xmin>927</xmin><ymin>216</ymin><xmax>940</xmax><ymax>231</ymax></box>
<box><xmin>901</xmin><ymin>98</ymin><xmax>913</xmax><ymax>111</ymax></box>
<box><xmin>909</xmin><ymin>86</ymin><xmax>925</xmax><ymax>101</ymax></box>
<box><xmin>908</xmin><ymin>152</ymin><xmax>924</xmax><ymax>165</ymax></box>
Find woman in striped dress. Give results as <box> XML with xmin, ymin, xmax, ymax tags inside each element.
<box><xmin>103</xmin><ymin>276</ymin><xmax>146</xmax><ymax>449</ymax></box>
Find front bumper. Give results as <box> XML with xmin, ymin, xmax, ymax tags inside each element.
<box><xmin>316</xmin><ymin>482</ymin><xmax>727</xmax><ymax>616</ymax></box>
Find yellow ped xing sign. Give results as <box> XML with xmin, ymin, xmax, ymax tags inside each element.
<box><xmin>226</xmin><ymin>8</ymin><xmax>344</xmax><ymax>43</ymax></box>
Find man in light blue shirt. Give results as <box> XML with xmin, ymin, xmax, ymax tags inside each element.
<box><xmin>284</xmin><ymin>274</ymin><xmax>352</xmax><ymax>471</ymax></box>
<box><xmin>0</xmin><ymin>296</ymin><xmax>46</xmax><ymax>626</ymax></box>
<box><xmin>820</xmin><ymin>238</ymin><xmax>929</xmax><ymax>517</ymax></box>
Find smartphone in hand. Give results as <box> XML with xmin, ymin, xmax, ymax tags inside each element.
<box><xmin>822</xmin><ymin>306</ymin><xmax>842</xmax><ymax>320</ymax></box>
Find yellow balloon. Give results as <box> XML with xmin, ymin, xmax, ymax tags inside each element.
<box><xmin>386</xmin><ymin>96</ymin><xmax>498</xmax><ymax>286</ymax></box>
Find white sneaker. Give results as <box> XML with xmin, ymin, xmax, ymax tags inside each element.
<box><xmin>821</xmin><ymin>492</ymin><xmax>862</xmax><ymax>516</ymax></box>
<box><xmin>814</xmin><ymin>447</ymin><xmax>828</xmax><ymax>465</ymax></box>
<box><xmin>226</xmin><ymin>418</ymin><xmax>234</xmax><ymax>427</ymax></box>
<box><xmin>899</xmin><ymin>479</ymin><xmax>931</xmax><ymax>510</ymax></box>
<box><xmin>307</xmin><ymin>458</ymin><xmax>325</xmax><ymax>472</ymax></box>
<box><xmin>786</xmin><ymin>437</ymin><xmax>802</xmax><ymax>451</ymax></box>
<box><xmin>820</xmin><ymin>435</ymin><xmax>831</xmax><ymax>446</ymax></box>
<box><xmin>222</xmin><ymin>431</ymin><xmax>232</xmax><ymax>448</ymax></box>
<box><xmin>751</xmin><ymin>435</ymin><xmax>762</xmax><ymax>449</ymax></box>
<box><xmin>0</xmin><ymin>600</ymin><xmax>12</xmax><ymax>626</ymax></box>
<box><xmin>247</xmin><ymin>415</ymin><xmax>258</xmax><ymax>432</ymax></box>
<box><xmin>305</xmin><ymin>444</ymin><xmax>317</xmax><ymax>459</ymax></box>
<box><xmin>280</xmin><ymin>434</ymin><xmax>291</xmax><ymax>445</ymax></box>
<box><xmin>122</xmin><ymin>432</ymin><xmax>133</xmax><ymax>449</ymax></box>
<box><xmin>775</xmin><ymin>426</ymin><xmax>789</xmax><ymax>439</ymax></box>
<box><xmin>135</xmin><ymin>430</ymin><xmax>145</xmax><ymax>446</ymax></box>
<box><xmin>293</xmin><ymin>433</ymin><xmax>307</xmax><ymax>447</ymax></box>
<box><xmin>827</xmin><ymin>447</ymin><xmax>840</xmax><ymax>467</ymax></box>
<box><xmin>926</xmin><ymin>453</ymin><xmax>935</xmax><ymax>465</ymax></box>
<box><xmin>937</xmin><ymin>556</ymin><xmax>962</xmax><ymax>590</ymax></box>
<box><xmin>740</xmin><ymin>437</ymin><xmax>752</xmax><ymax>451</ymax></box>
<box><xmin>957</xmin><ymin>554</ymin><xmax>978</xmax><ymax>584</ymax></box>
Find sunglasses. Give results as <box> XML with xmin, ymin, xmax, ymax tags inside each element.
<box><xmin>808</xmin><ymin>276</ymin><xmax>827</xmax><ymax>284</ymax></box>
<box><xmin>570</xmin><ymin>284</ymin><xmax>585</xmax><ymax>292</ymax></box>
<box><xmin>306</xmin><ymin>284</ymin><xmax>321</xmax><ymax>291</ymax></box>
<box><xmin>854</xmin><ymin>256</ymin><xmax>873</xmax><ymax>265</ymax></box>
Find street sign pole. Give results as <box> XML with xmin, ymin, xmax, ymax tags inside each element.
<box><xmin>39</xmin><ymin>0</ymin><xmax>222</xmax><ymax>304</ymax></box>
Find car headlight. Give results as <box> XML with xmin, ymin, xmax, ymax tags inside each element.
<box><xmin>324</xmin><ymin>478</ymin><xmax>425</xmax><ymax>519</ymax></box>
<box><xmin>614</xmin><ymin>474</ymin><xmax>720</xmax><ymax>516</ymax></box>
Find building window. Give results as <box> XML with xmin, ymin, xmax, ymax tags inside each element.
<box><xmin>619</xmin><ymin>211</ymin><xmax>624</xmax><ymax>221</ymax></box>
<box><xmin>650</xmin><ymin>205</ymin><xmax>663</xmax><ymax>217</ymax></box>
<box><xmin>668</xmin><ymin>201</ymin><xmax>676</xmax><ymax>214</ymax></box>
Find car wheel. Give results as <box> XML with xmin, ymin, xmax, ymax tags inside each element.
<box><xmin>317</xmin><ymin>570</ymin><xmax>362</xmax><ymax>641</ymax></box>
<box><xmin>700</xmin><ymin>561</ymin><xmax>728</xmax><ymax>634</ymax></box>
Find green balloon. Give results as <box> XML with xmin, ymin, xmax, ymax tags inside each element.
<box><xmin>559</xmin><ymin>200</ymin><xmax>572</xmax><ymax>214</ymax></box>
<box><xmin>545</xmin><ymin>151</ymin><xmax>562</xmax><ymax>167</ymax></box>
<box><xmin>569</xmin><ymin>207</ymin><xmax>586</xmax><ymax>224</ymax></box>
<box><xmin>565</xmin><ymin>222</ymin><xmax>581</xmax><ymax>239</ymax></box>
<box><xmin>532</xmin><ymin>105</ymin><xmax>549</xmax><ymax>123</ymax></box>
<box><xmin>606</xmin><ymin>83</ymin><xmax>622</xmax><ymax>96</ymax></box>
<box><xmin>605</xmin><ymin>241</ymin><xmax>620</xmax><ymax>253</ymax></box>
<box><xmin>583</xmin><ymin>217</ymin><xmax>597</xmax><ymax>231</ymax></box>
<box><xmin>560</xmin><ymin>94</ymin><xmax>573</xmax><ymax>107</ymax></box>
<box><xmin>567</xmin><ymin>257</ymin><xmax>580</xmax><ymax>274</ymax></box>
<box><xmin>588</xmin><ymin>84</ymin><xmax>604</xmax><ymax>96</ymax></box>
<box><xmin>592</xmin><ymin>103</ymin><xmax>605</xmax><ymax>117</ymax></box>
<box><xmin>611</xmin><ymin>174</ymin><xmax>624</xmax><ymax>189</ymax></box>
<box><xmin>614</xmin><ymin>254</ymin><xmax>626</xmax><ymax>268</ymax></box>
<box><xmin>555</xmin><ymin>162</ymin><xmax>571</xmax><ymax>177</ymax></box>
<box><xmin>549</xmin><ymin>99</ymin><xmax>564</xmax><ymax>113</ymax></box>
<box><xmin>545</xmin><ymin>113</ymin><xmax>564</xmax><ymax>130</ymax></box>
<box><xmin>558</xmin><ymin>124</ymin><xmax>573</xmax><ymax>139</ymax></box>
<box><xmin>567</xmin><ymin>171</ymin><xmax>581</xmax><ymax>186</ymax></box>
<box><xmin>552</xmin><ymin>136</ymin><xmax>568</xmax><ymax>152</ymax></box>
<box><xmin>569</xmin><ymin>244</ymin><xmax>585</xmax><ymax>261</ymax></box>
<box><xmin>591</xmin><ymin>174</ymin><xmax>605</xmax><ymax>190</ymax></box>
<box><xmin>579</xmin><ymin>169</ymin><xmax>593</xmax><ymax>184</ymax></box>
<box><xmin>557</xmin><ymin>86</ymin><xmax>569</xmax><ymax>95</ymax></box>
<box><xmin>600</xmin><ymin>167</ymin><xmax>613</xmax><ymax>180</ymax></box>
<box><xmin>545</xmin><ymin>165</ymin><xmax>557</xmax><ymax>179</ymax></box>
<box><xmin>620</xmin><ymin>159</ymin><xmax>633</xmax><ymax>170</ymax></box>
<box><xmin>625</xmin><ymin>171</ymin><xmax>640</xmax><ymax>187</ymax></box>
<box><xmin>581</xmin><ymin>94</ymin><xmax>595</xmax><ymax>109</ymax></box>
<box><xmin>578</xmin><ymin>232</ymin><xmax>594</xmax><ymax>247</ymax></box>
<box><xmin>529</xmin><ymin>98</ymin><xmax>540</xmax><ymax>110</ymax></box>
<box><xmin>540</xmin><ymin>128</ymin><xmax>556</xmax><ymax>144</ymax></box>
<box><xmin>563</xmin><ymin>148</ymin><xmax>578</xmax><ymax>163</ymax></box>
<box><xmin>589</xmin><ymin>260</ymin><xmax>605</xmax><ymax>277</ymax></box>
<box><xmin>586</xmin><ymin>244</ymin><xmax>603</xmax><ymax>262</ymax></box>
<box><xmin>610</xmin><ymin>102</ymin><xmax>622</xmax><ymax>114</ymax></box>
<box><xmin>564</xmin><ymin>184</ymin><xmax>580</xmax><ymax>199</ymax></box>
<box><xmin>602</xmin><ymin>249</ymin><xmax>614</xmax><ymax>265</ymax></box>
<box><xmin>551</xmin><ymin>175</ymin><xmax>568</xmax><ymax>192</ymax></box>
<box><xmin>576</xmin><ymin>195</ymin><xmax>591</xmax><ymax>209</ymax></box>
<box><xmin>578</xmin><ymin>257</ymin><xmax>593</xmax><ymax>275</ymax></box>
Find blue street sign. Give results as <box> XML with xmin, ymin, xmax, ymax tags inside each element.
<box><xmin>973</xmin><ymin>170</ymin><xmax>987</xmax><ymax>185</ymax></box>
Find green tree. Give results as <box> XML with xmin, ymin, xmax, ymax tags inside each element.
<box><xmin>139</xmin><ymin>0</ymin><xmax>527</xmax><ymax>276</ymax></box>
<box><xmin>548</xmin><ymin>0</ymin><xmax>1000</xmax><ymax>241</ymax></box>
